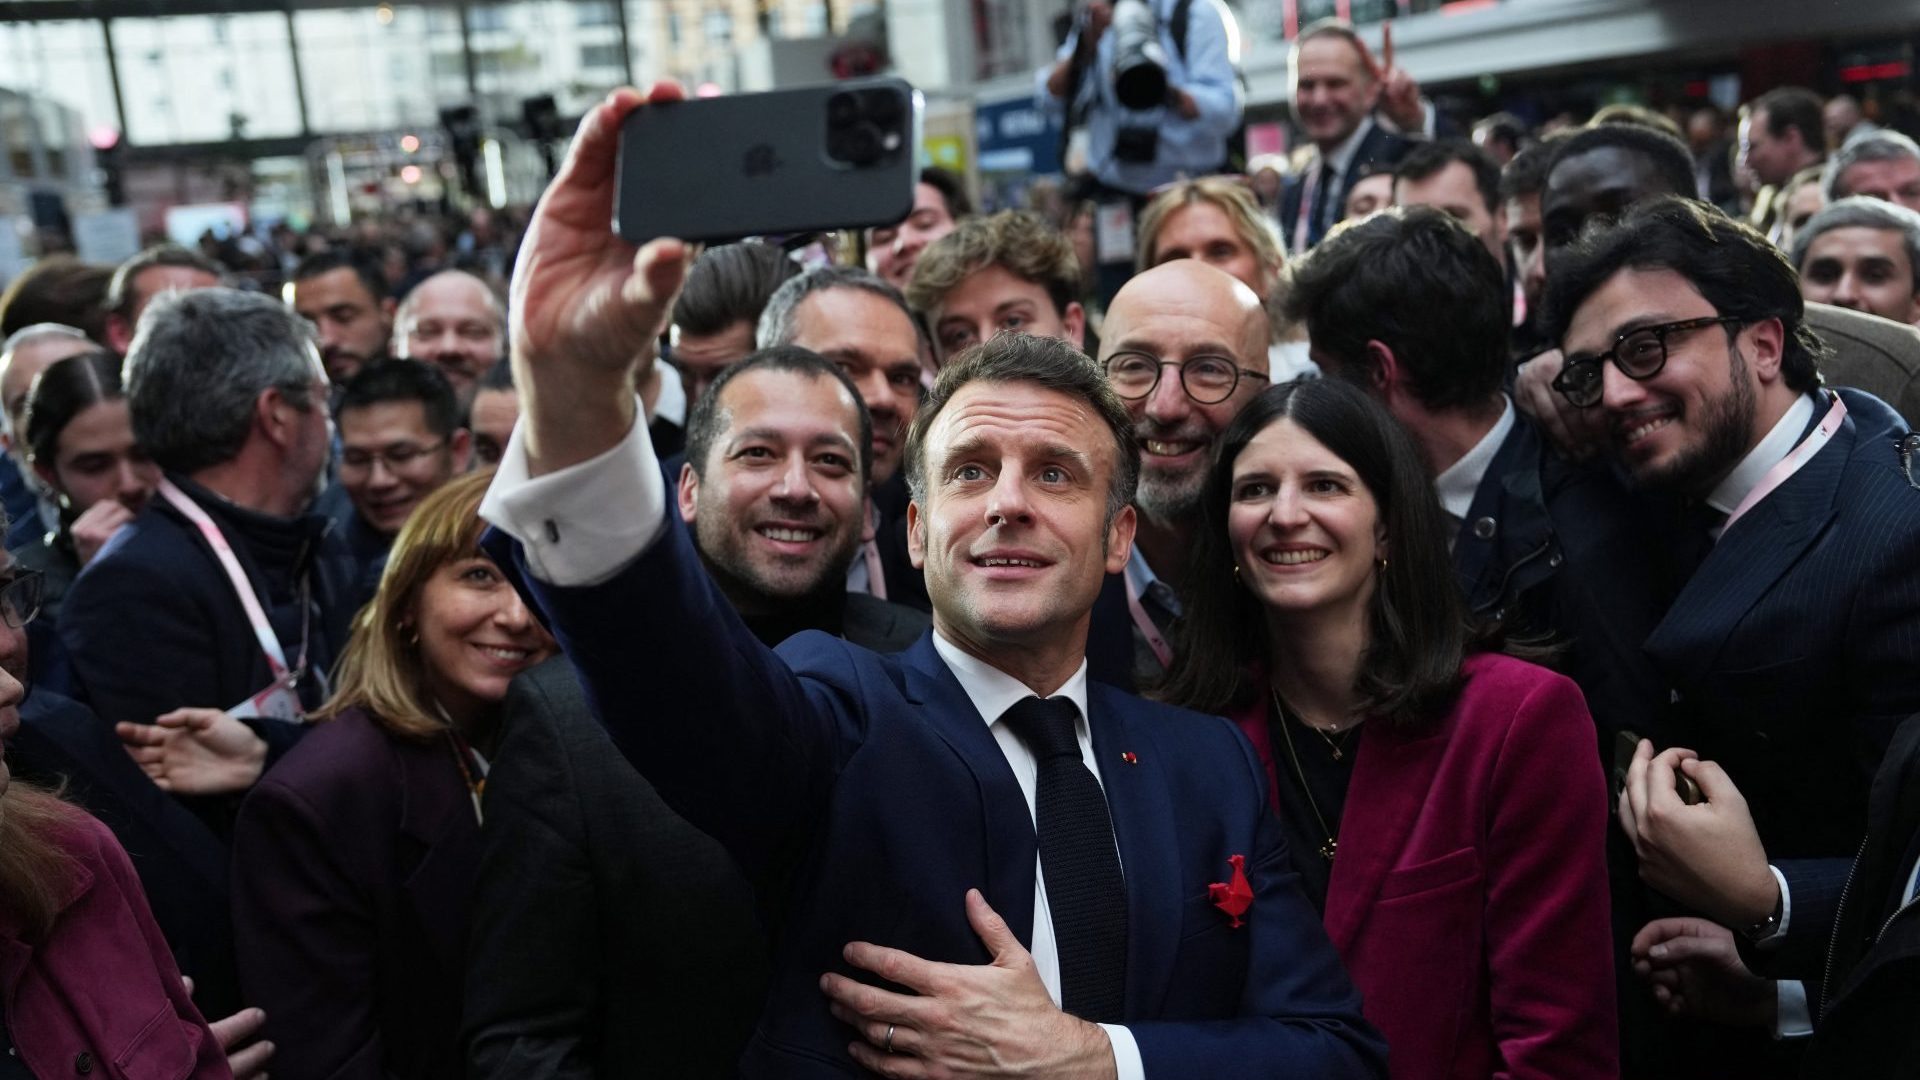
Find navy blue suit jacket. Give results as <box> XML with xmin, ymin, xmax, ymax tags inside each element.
<box><xmin>1654</xmin><ymin>388</ymin><xmax>1920</xmax><ymax>862</ymax></box>
<box><xmin>502</xmin><ymin>514</ymin><xmax>1386</xmax><ymax>1079</ymax></box>
<box><xmin>1277</xmin><ymin>120</ymin><xmax>1412</xmax><ymax>251</ymax></box>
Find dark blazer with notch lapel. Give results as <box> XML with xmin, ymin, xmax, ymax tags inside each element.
<box><xmin>232</xmin><ymin>708</ymin><xmax>478</xmax><ymax>1080</ymax></box>
<box><xmin>1277</xmin><ymin>119</ymin><xmax>1412</xmax><ymax>251</ymax></box>
<box><xmin>1230</xmin><ymin>653</ymin><xmax>1619</xmax><ymax>1080</ymax></box>
<box><xmin>1652</xmin><ymin>387</ymin><xmax>1920</xmax><ymax>865</ymax></box>
<box><xmin>494</xmin><ymin>511</ymin><xmax>1387</xmax><ymax>1079</ymax></box>
<box><xmin>1451</xmin><ymin>413</ymin><xmax>1674</xmax><ymax>752</ymax></box>
<box><xmin>1743</xmin><ymin>713</ymin><xmax>1920</xmax><ymax>1076</ymax></box>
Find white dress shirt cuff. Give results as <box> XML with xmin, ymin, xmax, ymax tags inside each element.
<box><xmin>478</xmin><ymin>399</ymin><xmax>666</xmax><ymax>587</ymax></box>
<box><xmin>1099</xmin><ymin>1024</ymin><xmax>1145</xmax><ymax>1080</ymax></box>
<box><xmin>1751</xmin><ymin>865</ymin><xmax>1792</xmax><ymax>947</ymax></box>
<box><xmin>1774</xmin><ymin>980</ymin><xmax>1813</xmax><ymax>1039</ymax></box>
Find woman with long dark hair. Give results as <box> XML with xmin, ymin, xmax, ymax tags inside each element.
<box><xmin>1159</xmin><ymin>378</ymin><xmax>1617</xmax><ymax>1080</ymax></box>
<box><xmin>19</xmin><ymin>349</ymin><xmax>160</xmax><ymax>623</ymax></box>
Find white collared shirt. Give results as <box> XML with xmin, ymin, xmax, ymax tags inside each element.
<box><xmin>481</xmin><ymin>407</ymin><xmax>1143</xmax><ymax>1078</ymax></box>
<box><xmin>650</xmin><ymin>361</ymin><xmax>687</xmax><ymax>429</ymax></box>
<box><xmin>1435</xmin><ymin>396</ymin><xmax>1517</xmax><ymax>527</ymax></box>
<box><xmin>1705</xmin><ymin>393</ymin><xmax>1818</xmax><ymax>537</ymax></box>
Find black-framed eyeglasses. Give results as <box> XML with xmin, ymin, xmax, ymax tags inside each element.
<box><xmin>0</xmin><ymin>570</ymin><xmax>44</xmax><ymax>629</ymax></box>
<box><xmin>1553</xmin><ymin>316</ymin><xmax>1746</xmax><ymax>408</ymax></box>
<box><xmin>1104</xmin><ymin>351</ymin><xmax>1269</xmax><ymax>405</ymax></box>
<box><xmin>339</xmin><ymin>440</ymin><xmax>447</xmax><ymax>473</ymax></box>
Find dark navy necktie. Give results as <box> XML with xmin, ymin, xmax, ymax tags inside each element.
<box><xmin>1002</xmin><ymin>695</ymin><xmax>1129</xmax><ymax>1022</ymax></box>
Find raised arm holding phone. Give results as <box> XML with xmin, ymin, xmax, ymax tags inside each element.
<box><xmin>479</xmin><ymin>84</ymin><xmax>1386</xmax><ymax>1080</ymax></box>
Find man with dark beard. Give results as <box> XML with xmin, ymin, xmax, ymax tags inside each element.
<box><xmin>466</xmin><ymin>347</ymin><xmax>926</xmax><ymax>1077</ymax></box>
<box><xmin>675</xmin><ymin>346</ymin><xmax>928</xmax><ymax>649</ymax></box>
<box><xmin>1097</xmin><ymin>260</ymin><xmax>1269</xmax><ymax>683</ymax></box>
<box><xmin>1549</xmin><ymin>196</ymin><xmax>1920</xmax><ymax>1059</ymax></box>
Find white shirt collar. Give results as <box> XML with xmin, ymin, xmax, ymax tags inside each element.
<box><xmin>930</xmin><ymin>630</ymin><xmax>1090</xmax><ymax>732</ymax></box>
<box><xmin>651</xmin><ymin>362</ymin><xmax>687</xmax><ymax>428</ymax></box>
<box><xmin>1435</xmin><ymin>397</ymin><xmax>1516</xmax><ymax>522</ymax></box>
<box><xmin>1706</xmin><ymin>393</ymin><xmax>1818</xmax><ymax>518</ymax></box>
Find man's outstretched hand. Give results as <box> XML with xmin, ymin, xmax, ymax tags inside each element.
<box><xmin>510</xmin><ymin>82</ymin><xmax>694</xmax><ymax>476</ymax></box>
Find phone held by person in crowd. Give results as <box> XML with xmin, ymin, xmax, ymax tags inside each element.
<box><xmin>614</xmin><ymin>77</ymin><xmax>921</xmax><ymax>245</ymax></box>
<box><xmin>1612</xmin><ymin>730</ymin><xmax>1704</xmax><ymax>806</ymax></box>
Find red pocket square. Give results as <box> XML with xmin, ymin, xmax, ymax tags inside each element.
<box><xmin>1208</xmin><ymin>854</ymin><xmax>1253</xmax><ymax>928</ymax></box>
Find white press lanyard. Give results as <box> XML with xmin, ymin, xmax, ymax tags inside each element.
<box><xmin>1722</xmin><ymin>394</ymin><xmax>1848</xmax><ymax>535</ymax></box>
<box><xmin>157</xmin><ymin>479</ymin><xmax>312</xmax><ymax>723</ymax></box>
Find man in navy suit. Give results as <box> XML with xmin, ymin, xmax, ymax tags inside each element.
<box><xmin>479</xmin><ymin>84</ymin><xmax>1385</xmax><ymax>1079</ymax></box>
<box><xmin>1549</xmin><ymin>196</ymin><xmax>1920</xmax><ymax>1042</ymax></box>
<box><xmin>1277</xmin><ymin>19</ymin><xmax>1422</xmax><ymax>254</ymax></box>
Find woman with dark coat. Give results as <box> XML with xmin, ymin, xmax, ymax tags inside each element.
<box><xmin>232</xmin><ymin>470</ymin><xmax>556</xmax><ymax>1079</ymax></box>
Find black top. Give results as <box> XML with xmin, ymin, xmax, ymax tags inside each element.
<box><xmin>0</xmin><ymin>1009</ymin><xmax>30</xmax><ymax>1080</ymax></box>
<box><xmin>1265</xmin><ymin>697</ymin><xmax>1359</xmax><ymax>915</ymax></box>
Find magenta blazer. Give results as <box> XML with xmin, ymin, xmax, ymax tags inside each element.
<box><xmin>1231</xmin><ymin>652</ymin><xmax>1618</xmax><ymax>1080</ymax></box>
<box><xmin>0</xmin><ymin>805</ymin><xmax>227</xmax><ymax>1079</ymax></box>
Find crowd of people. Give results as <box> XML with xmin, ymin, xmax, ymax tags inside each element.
<box><xmin>0</xmin><ymin>13</ymin><xmax>1917</xmax><ymax>1080</ymax></box>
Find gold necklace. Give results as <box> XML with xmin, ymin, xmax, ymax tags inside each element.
<box><xmin>1270</xmin><ymin>688</ymin><xmax>1338</xmax><ymax>862</ymax></box>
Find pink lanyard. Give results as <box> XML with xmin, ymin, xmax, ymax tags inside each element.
<box><xmin>157</xmin><ymin>478</ymin><xmax>311</xmax><ymax>721</ymax></box>
<box><xmin>1723</xmin><ymin>394</ymin><xmax>1847</xmax><ymax>534</ymax></box>
<box><xmin>1122</xmin><ymin>570</ymin><xmax>1174</xmax><ymax>670</ymax></box>
<box><xmin>860</xmin><ymin>498</ymin><xmax>886</xmax><ymax>601</ymax></box>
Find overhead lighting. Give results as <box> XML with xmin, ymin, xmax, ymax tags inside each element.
<box><xmin>376</xmin><ymin>4</ymin><xmax>395</xmax><ymax>26</ymax></box>
<box><xmin>400</xmin><ymin>133</ymin><xmax>420</xmax><ymax>153</ymax></box>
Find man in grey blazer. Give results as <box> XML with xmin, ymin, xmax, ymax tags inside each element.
<box><xmin>465</xmin><ymin>347</ymin><xmax>928</xmax><ymax>1078</ymax></box>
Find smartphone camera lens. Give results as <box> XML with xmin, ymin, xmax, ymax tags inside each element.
<box><xmin>826</xmin><ymin>85</ymin><xmax>903</xmax><ymax>168</ymax></box>
<box><xmin>827</xmin><ymin>91</ymin><xmax>860</xmax><ymax>129</ymax></box>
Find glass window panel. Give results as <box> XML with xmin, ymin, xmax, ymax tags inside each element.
<box><xmin>112</xmin><ymin>14</ymin><xmax>302</xmax><ymax>143</ymax></box>
<box><xmin>0</xmin><ymin>20</ymin><xmax>120</xmax><ymax>139</ymax></box>
<box><xmin>293</xmin><ymin>6</ymin><xmax>443</xmax><ymax>133</ymax></box>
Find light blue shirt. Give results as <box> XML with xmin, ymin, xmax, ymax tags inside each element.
<box><xmin>1036</xmin><ymin>0</ymin><xmax>1243</xmax><ymax>195</ymax></box>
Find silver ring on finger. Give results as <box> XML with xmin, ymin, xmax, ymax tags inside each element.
<box><xmin>884</xmin><ymin>1023</ymin><xmax>896</xmax><ymax>1054</ymax></box>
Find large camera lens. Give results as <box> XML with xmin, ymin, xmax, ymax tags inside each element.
<box><xmin>827</xmin><ymin>91</ymin><xmax>861</xmax><ymax>129</ymax></box>
<box><xmin>829</xmin><ymin>122</ymin><xmax>883</xmax><ymax>166</ymax></box>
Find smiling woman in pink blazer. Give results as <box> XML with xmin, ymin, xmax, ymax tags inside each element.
<box><xmin>1158</xmin><ymin>379</ymin><xmax>1617</xmax><ymax>1080</ymax></box>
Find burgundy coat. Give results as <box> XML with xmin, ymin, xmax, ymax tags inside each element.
<box><xmin>1230</xmin><ymin>653</ymin><xmax>1618</xmax><ymax>1080</ymax></box>
<box><xmin>0</xmin><ymin>806</ymin><xmax>228</xmax><ymax>1079</ymax></box>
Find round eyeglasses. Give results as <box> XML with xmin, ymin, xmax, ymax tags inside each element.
<box><xmin>0</xmin><ymin>569</ymin><xmax>44</xmax><ymax>629</ymax></box>
<box><xmin>1104</xmin><ymin>352</ymin><xmax>1268</xmax><ymax>405</ymax></box>
<box><xmin>1552</xmin><ymin>315</ymin><xmax>1746</xmax><ymax>408</ymax></box>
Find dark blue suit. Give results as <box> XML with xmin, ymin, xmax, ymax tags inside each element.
<box><xmin>1653</xmin><ymin>388</ymin><xmax>1920</xmax><ymax>864</ymax></box>
<box><xmin>501</xmin><ymin>513</ymin><xmax>1386</xmax><ymax>1079</ymax></box>
<box><xmin>1277</xmin><ymin>120</ymin><xmax>1412</xmax><ymax>251</ymax></box>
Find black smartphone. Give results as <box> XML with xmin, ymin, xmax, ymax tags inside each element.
<box><xmin>1613</xmin><ymin>731</ymin><xmax>1704</xmax><ymax>806</ymax></box>
<box><xmin>614</xmin><ymin>77</ymin><xmax>921</xmax><ymax>245</ymax></box>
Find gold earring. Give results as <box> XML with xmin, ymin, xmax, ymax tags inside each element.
<box><xmin>1233</xmin><ymin>564</ymin><xmax>1242</xmax><ymax>583</ymax></box>
<box><xmin>1375</xmin><ymin>557</ymin><xmax>1388</xmax><ymax>573</ymax></box>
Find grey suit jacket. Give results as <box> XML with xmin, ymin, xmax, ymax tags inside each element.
<box><xmin>1809</xmin><ymin>302</ymin><xmax>1920</xmax><ymax>427</ymax></box>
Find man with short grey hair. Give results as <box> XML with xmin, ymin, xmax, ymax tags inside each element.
<box><xmin>757</xmin><ymin>266</ymin><xmax>930</xmax><ymax>606</ymax></box>
<box><xmin>1791</xmin><ymin>196</ymin><xmax>1920</xmax><ymax>326</ymax></box>
<box><xmin>0</xmin><ymin>323</ymin><xmax>95</xmax><ymax>545</ymax></box>
<box><xmin>1827</xmin><ymin>130</ymin><xmax>1920</xmax><ymax>213</ymax></box>
<box><xmin>62</xmin><ymin>289</ymin><xmax>357</xmax><ymax>820</ymax></box>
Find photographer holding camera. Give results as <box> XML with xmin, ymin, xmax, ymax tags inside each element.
<box><xmin>1039</xmin><ymin>0</ymin><xmax>1243</xmax><ymax>301</ymax></box>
